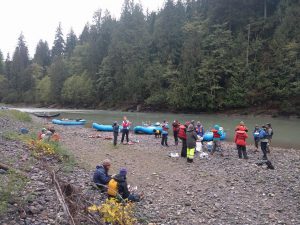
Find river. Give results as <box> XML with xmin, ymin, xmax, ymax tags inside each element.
<box><xmin>12</xmin><ymin>107</ymin><xmax>300</xmax><ymax>149</ymax></box>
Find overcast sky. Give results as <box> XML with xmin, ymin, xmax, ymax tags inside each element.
<box><xmin>0</xmin><ymin>0</ymin><xmax>164</xmax><ymax>58</ymax></box>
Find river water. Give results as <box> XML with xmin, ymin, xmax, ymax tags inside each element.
<box><xmin>13</xmin><ymin>107</ymin><xmax>300</xmax><ymax>149</ymax></box>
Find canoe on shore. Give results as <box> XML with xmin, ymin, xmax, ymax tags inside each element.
<box><xmin>33</xmin><ymin>112</ymin><xmax>61</xmax><ymax>118</ymax></box>
<box><xmin>52</xmin><ymin>119</ymin><xmax>86</xmax><ymax>125</ymax></box>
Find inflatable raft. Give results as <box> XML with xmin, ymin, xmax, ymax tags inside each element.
<box><xmin>52</xmin><ymin>119</ymin><xmax>86</xmax><ymax>126</ymax></box>
<box><xmin>202</xmin><ymin>131</ymin><xmax>226</xmax><ymax>141</ymax></box>
<box><xmin>92</xmin><ymin>123</ymin><xmax>123</xmax><ymax>132</ymax></box>
<box><xmin>133</xmin><ymin>126</ymin><xmax>163</xmax><ymax>135</ymax></box>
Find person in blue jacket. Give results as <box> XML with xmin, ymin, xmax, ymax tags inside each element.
<box><xmin>259</xmin><ymin>125</ymin><xmax>269</xmax><ymax>160</ymax></box>
<box><xmin>93</xmin><ymin>159</ymin><xmax>112</xmax><ymax>190</ymax></box>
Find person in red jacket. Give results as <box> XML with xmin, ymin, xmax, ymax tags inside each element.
<box><xmin>234</xmin><ymin>126</ymin><xmax>248</xmax><ymax>159</ymax></box>
<box><xmin>178</xmin><ymin>122</ymin><xmax>189</xmax><ymax>157</ymax></box>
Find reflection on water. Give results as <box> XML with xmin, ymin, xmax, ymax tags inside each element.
<box><xmin>13</xmin><ymin>107</ymin><xmax>300</xmax><ymax>149</ymax></box>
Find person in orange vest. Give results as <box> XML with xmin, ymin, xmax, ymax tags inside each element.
<box><xmin>234</xmin><ymin>126</ymin><xmax>248</xmax><ymax>159</ymax></box>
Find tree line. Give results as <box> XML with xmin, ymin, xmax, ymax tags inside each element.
<box><xmin>0</xmin><ymin>0</ymin><xmax>299</xmax><ymax>115</ymax></box>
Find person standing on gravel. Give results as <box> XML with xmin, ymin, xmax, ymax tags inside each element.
<box><xmin>93</xmin><ymin>159</ymin><xmax>112</xmax><ymax>191</ymax></box>
<box><xmin>121</xmin><ymin>116</ymin><xmax>131</xmax><ymax>144</ymax></box>
<box><xmin>253</xmin><ymin>125</ymin><xmax>260</xmax><ymax>152</ymax></box>
<box><xmin>234</xmin><ymin>126</ymin><xmax>249</xmax><ymax>159</ymax></box>
<box><xmin>186</xmin><ymin>124</ymin><xmax>198</xmax><ymax>163</ymax></box>
<box><xmin>178</xmin><ymin>122</ymin><xmax>189</xmax><ymax>157</ymax></box>
<box><xmin>266</xmin><ymin>123</ymin><xmax>273</xmax><ymax>153</ymax></box>
<box><xmin>112</xmin><ymin>121</ymin><xmax>119</xmax><ymax>146</ymax></box>
<box><xmin>161</xmin><ymin>121</ymin><xmax>169</xmax><ymax>147</ymax></box>
<box><xmin>211</xmin><ymin>124</ymin><xmax>223</xmax><ymax>156</ymax></box>
<box><xmin>172</xmin><ymin>120</ymin><xmax>180</xmax><ymax>145</ymax></box>
<box><xmin>259</xmin><ymin>125</ymin><xmax>269</xmax><ymax>160</ymax></box>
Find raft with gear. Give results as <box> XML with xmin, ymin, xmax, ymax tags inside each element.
<box><xmin>133</xmin><ymin>126</ymin><xmax>163</xmax><ymax>135</ymax></box>
<box><xmin>52</xmin><ymin>119</ymin><xmax>86</xmax><ymax>126</ymax></box>
<box><xmin>92</xmin><ymin>123</ymin><xmax>123</xmax><ymax>132</ymax></box>
<box><xmin>202</xmin><ymin>131</ymin><xmax>227</xmax><ymax>141</ymax></box>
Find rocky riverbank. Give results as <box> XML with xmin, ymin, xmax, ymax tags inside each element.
<box><xmin>1</xmin><ymin>112</ymin><xmax>300</xmax><ymax>225</ymax></box>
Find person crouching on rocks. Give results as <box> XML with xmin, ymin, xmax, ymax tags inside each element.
<box><xmin>186</xmin><ymin>124</ymin><xmax>198</xmax><ymax>163</ymax></box>
<box><xmin>107</xmin><ymin>168</ymin><xmax>143</xmax><ymax>202</ymax></box>
<box><xmin>93</xmin><ymin>159</ymin><xmax>112</xmax><ymax>191</ymax></box>
<box><xmin>234</xmin><ymin>126</ymin><xmax>248</xmax><ymax>159</ymax></box>
<box><xmin>112</xmin><ymin>121</ymin><xmax>119</xmax><ymax>146</ymax></box>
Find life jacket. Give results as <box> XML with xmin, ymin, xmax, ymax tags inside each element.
<box><xmin>212</xmin><ymin>129</ymin><xmax>221</xmax><ymax>139</ymax></box>
<box><xmin>235</xmin><ymin>130</ymin><xmax>248</xmax><ymax>146</ymax></box>
<box><xmin>122</xmin><ymin>121</ymin><xmax>130</xmax><ymax>129</ymax></box>
<box><xmin>235</xmin><ymin>125</ymin><xmax>248</xmax><ymax>132</ymax></box>
<box><xmin>37</xmin><ymin>132</ymin><xmax>43</xmax><ymax>140</ymax></box>
<box><xmin>107</xmin><ymin>179</ymin><xmax>118</xmax><ymax>197</ymax></box>
<box><xmin>51</xmin><ymin>133</ymin><xmax>60</xmax><ymax>142</ymax></box>
<box><xmin>172</xmin><ymin>122</ymin><xmax>179</xmax><ymax>132</ymax></box>
<box><xmin>178</xmin><ymin>125</ymin><xmax>187</xmax><ymax>139</ymax></box>
<box><xmin>195</xmin><ymin>125</ymin><xmax>204</xmax><ymax>136</ymax></box>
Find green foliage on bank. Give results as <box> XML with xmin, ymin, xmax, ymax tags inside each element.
<box><xmin>0</xmin><ymin>0</ymin><xmax>299</xmax><ymax>114</ymax></box>
<box><xmin>0</xmin><ymin>110</ymin><xmax>32</xmax><ymax>122</ymax></box>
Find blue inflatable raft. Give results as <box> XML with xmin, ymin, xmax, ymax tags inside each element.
<box><xmin>202</xmin><ymin>131</ymin><xmax>227</xmax><ymax>141</ymax></box>
<box><xmin>92</xmin><ymin>123</ymin><xmax>123</xmax><ymax>132</ymax></box>
<box><xmin>52</xmin><ymin>119</ymin><xmax>86</xmax><ymax>126</ymax></box>
<box><xmin>133</xmin><ymin>126</ymin><xmax>163</xmax><ymax>135</ymax></box>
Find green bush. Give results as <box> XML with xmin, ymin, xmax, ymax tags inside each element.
<box><xmin>10</xmin><ymin>110</ymin><xmax>32</xmax><ymax>122</ymax></box>
<box><xmin>0</xmin><ymin>170</ymin><xmax>27</xmax><ymax>215</ymax></box>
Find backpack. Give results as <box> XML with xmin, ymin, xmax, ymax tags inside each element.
<box><xmin>178</xmin><ymin>125</ymin><xmax>187</xmax><ymax>139</ymax></box>
<box><xmin>107</xmin><ymin>179</ymin><xmax>118</xmax><ymax>197</ymax></box>
<box><xmin>259</xmin><ymin>129</ymin><xmax>268</xmax><ymax>139</ymax></box>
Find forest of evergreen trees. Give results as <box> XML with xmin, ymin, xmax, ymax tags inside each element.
<box><xmin>0</xmin><ymin>0</ymin><xmax>299</xmax><ymax>114</ymax></box>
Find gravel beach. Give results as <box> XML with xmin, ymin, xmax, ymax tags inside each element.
<box><xmin>1</xmin><ymin>114</ymin><xmax>300</xmax><ymax>225</ymax></box>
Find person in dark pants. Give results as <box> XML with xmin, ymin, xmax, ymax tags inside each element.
<box><xmin>178</xmin><ymin>122</ymin><xmax>189</xmax><ymax>157</ymax></box>
<box><xmin>186</xmin><ymin>124</ymin><xmax>198</xmax><ymax>163</ymax></box>
<box><xmin>253</xmin><ymin>125</ymin><xmax>260</xmax><ymax>152</ymax></box>
<box><xmin>259</xmin><ymin>125</ymin><xmax>269</xmax><ymax>160</ymax></box>
<box><xmin>172</xmin><ymin>120</ymin><xmax>180</xmax><ymax>145</ymax></box>
<box><xmin>112</xmin><ymin>121</ymin><xmax>119</xmax><ymax>146</ymax></box>
<box><xmin>234</xmin><ymin>126</ymin><xmax>248</xmax><ymax>159</ymax></box>
<box><xmin>161</xmin><ymin>121</ymin><xmax>169</xmax><ymax>146</ymax></box>
<box><xmin>121</xmin><ymin>116</ymin><xmax>131</xmax><ymax>144</ymax></box>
